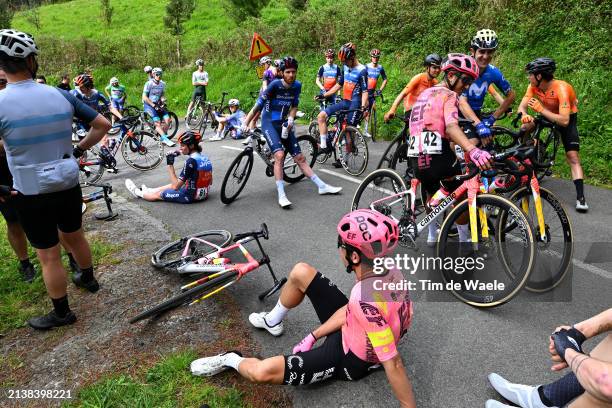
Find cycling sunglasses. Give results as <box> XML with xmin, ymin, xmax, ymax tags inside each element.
<box><xmin>337</xmin><ymin>235</ymin><xmax>347</xmax><ymax>249</ymax></box>
<box><xmin>460</xmin><ymin>74</ymin><xmax>475</xmax><ymax>86</ymax></box>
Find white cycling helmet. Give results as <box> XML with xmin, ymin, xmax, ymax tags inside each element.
<box><xmin>144</xmin><ymin>65</ymin><xmax>153</xmax><ymax>73</ymax></box>
<box><xmin>0</xmin><ymin>29</ymin><xmax>39</xmax><ymax>58</ymax></box>
<box><xmin>110</xmin><ymin>77</ymin><xmax>119</xmax><ymax>85</ymax></box>
<box><xmin>259</xmin><ymin>56</ymin><xmax>272</xmax><ymax>65</ymax></box>
<box><xmin>228</xmin><ymin>98</ymin><xmax>240</xmax><ymax>107</ymax></box>
<box><xmin>195</xmin><ymin>59</ymin><xmax>204</xmax><ymax>66</ymax></box>
<box><xmin>152</xmin><ymin>67</ymin><xmax>163</xmax><ymax>76</ymax></box>
<box><xmin>471</xmin><ymin>29</ymin><xmax>499</xmax><ymax>50</ymax></box>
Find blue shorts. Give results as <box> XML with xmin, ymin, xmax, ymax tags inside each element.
<box><xmin>261</xmin><ymin>120</ymin><xmax>301</xmax><ymax>156</ymax></box>
<box><xmin>324</xmin><ymin>99</ymin><xmax>362</xmax><ymax>126</ymax></box>
<box><xmin>144</xmin><ymin>104</ymin><xmax>169</xmax><ymax>122</ymax></box>
<box><xmin>111</xmin><ymin>99</ymin><xmax>124</xmax><ymax>111</ymax></box>
<box><xmin>161</xmin><ymin>189</ymin><xmax>194</xmax><ymax>203</ymax></box>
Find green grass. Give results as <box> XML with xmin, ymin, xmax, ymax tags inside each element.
<box><xmin>0</xmin><ymin>218</ymin><xmax>117</xmax><ymax>333</ymax></box>
<box><xmin>64</xmin><ymin>350</ymin><xmax>244</xmax><ymax>408</ymax></box>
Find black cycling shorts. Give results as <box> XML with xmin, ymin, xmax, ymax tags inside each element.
<box><xmin>409</xmin><ymin>142</ymin><xmax>462</xmax><ymax>196</ymax></box>
<box><xmin>559</xmin><ymin>113</ymin><xmax>579</xmax><ymax>152</ymax></box>
<box><xmin>0</xmin><ymin>198</ymin><xmax>19</xmax><ymax>224</ymax></box>
<box><xmin>192</xmin><ymin>86</ymin><xmax>206</xmax><ymax>101</ymax></box>
<box><xmin>282</xmin><ymin>272</ymin><xmax>376</xmax><ymax>386</ymax></box>
<box><xmin>13</xmin><ymin>184</ymin><xmax>83</xmax><ymax>249</ymax></box>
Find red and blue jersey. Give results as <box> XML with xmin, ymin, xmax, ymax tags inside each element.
<box><xmin>317</xmin><ymin>63</ymin><xmax>342</xmax><ymax>91</ymax></box>
<box><xmin>461</xmin><ymin>64</ymin><xmax>512</xmax><ymax>112</ymax></box>
<box><xmin>256</xmin><ymin>79</ymin><xmax>301</xmax><ymax>122</ymax></box>
<box><xmin>179</xmin><ymin>153</ymin><xmax>213</xmax><ymax>201</ymax></box>
<box><xmin>338</xmin><ymin>64</ymin><xmax>368</xmax><ymax>103</ymax></box>
<box><xmin>366</xmin><ymin>63</ymin><xmax>387</xmax><ymax>93</ymax></box>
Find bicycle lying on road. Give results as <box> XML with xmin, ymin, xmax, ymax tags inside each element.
<box><xmin>129</xmin><ymin>223</ymin><xmax>286</xmax><ymax>323</ymax></box>
<box><xmin>220</xmin><ymin>128</ymin><xmax>318</xmax><ymax>204</ymax></box>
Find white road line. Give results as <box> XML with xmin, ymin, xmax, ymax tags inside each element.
<box><xmin>320</xmin><ymin>167</ymin><xmax>612</xmax><ymax>280</ymax></box>
<box><xmin>221</xmin><ymin>145</ymin><xmax>243</xmax><ymax>152</ymax></box>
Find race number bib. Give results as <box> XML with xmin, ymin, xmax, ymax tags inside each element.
<box><xmin>407</xmin><ymin>131</ymin><xmax>443</xmax><ymax>157</ymax></box>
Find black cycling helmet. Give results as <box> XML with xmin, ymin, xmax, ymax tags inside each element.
<box><xmin>74</xmin><ymin>74</ymin><xmax>94</xmax><ymax>88</ymax></box>
<box><xmin>525</xmin><ymin>57</ymin><xmax>556</xmax><ymax>75</ymax></box>
<box><xmin>279</xmin><ymin>56</ymin><xmax>298</xmax><ymax>71</ymax></box>
<box><xmin>424</xmin><ymin>53</ymin><xmax>442</xmax><ymax>67</ymax></box>
<box><xmin>338</xmin><ymin>43</ymin><xmax>356</xmax><ymax>62</ymax></box>
<box><xmin>177</xmin><ymin>130</ymin><xmax>202</xmax><ymax>146</ymax></box>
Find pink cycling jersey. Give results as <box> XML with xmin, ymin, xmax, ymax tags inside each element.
<box><xmin>341</xmin><ymin>269</ymin><xmax>413</xmax><ymax>363</ymax></box>
<box><xmin>409</xmin><ymin>86</ymin><xmax>459</xmax><ymax>140</ymax></box>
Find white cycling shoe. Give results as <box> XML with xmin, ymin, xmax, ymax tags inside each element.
<box><xmin>160</xmin><ymin>136</ymin><xmax>175</xmax><ymax>147</ymax></box>
<box><xmin>486</xmin><ymin>400</ymin><xmax>519</xmax><ymax>408</ymax></box>
<box><xmin>125</xmin><ymin>179</ymin><xmax>142</xmax><ymax>198</ymax></box>
<box><xmin>209</xmin><ymin>134</ymin><xmax>224</xmax><ymax>142</ymax></box>
<box><xmin>190</xmin><ymin>351</ymin><xmax>242</xmax><ymax>377</ymax></box>
<box><xmin>278</xmin><ymin>195</ymin><xmax>292</xmax><ymax>209</ymax></box>
<box><xmin>487</xmin><ymin>373</ymin><xmax>552</xmax><ymax>408</ymax></box>
<box><xmin>248</xmin><ymin>312</ymin><xmax>284</xmax><ymax>336</ymax></box>
<box><xmin>575</xmin><ymin>198</ymin><xmax>588</xmax><ymax>212</ymax></box>
<box><xmin>318</xmin><ymin>184</ymin><xmax>342</xmax><ymax>195</ymax></box>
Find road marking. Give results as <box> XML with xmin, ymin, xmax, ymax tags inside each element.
<box><xmin>320</xmin><ymin>168</ymin><xmax>612</xmax><ymax>280</ymax></box>
<box><xmin>221</xmin><ymin>145</ymin><xmax>243</xmax><ymax>152</ymax></box>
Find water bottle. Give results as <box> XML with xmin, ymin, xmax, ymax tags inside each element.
<box><xmin>281</xmin><ymin>124</ymin><xmax>289</xmax><ymax>139</ymax></box>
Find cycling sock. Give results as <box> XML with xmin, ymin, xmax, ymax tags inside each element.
<box><xmin>266</xmin><ymin>299</ymin><xmax>289</xmax><ymax>326</ymax></box>
<box><xmin>540</xmin><ymin>372</ymin><xmax>584</xmax><ymax>407</ymax></box>
<box><xmin>20</xmin><ymin>258</ymin><xmax>32</xmax><ymax>268</ymax></box>
<box><xmin>573</xmin><ymin>179</ymin><xmax>584</xmax><ymax>200</ymax></box>
<box><xmin>456</xmin><ymin>223</ymin><xmax>470</xmax><ymax>242</ymax></box>
<box><xmin>80</xmin><ymin>266</ymin><xmax>95</xmax><ymax>283</ymax></box>
<box><xmin>320</xmin><ymin>133</ymin><xmax>327</xmax><ymax>148</ymax></box>
<box><xmin>223</xmin><ymin>352</ymin><xmax>245</xmax><ymax>371</ymax></box>
<box><xmin>276</xmin><ymin>180</ymin><xmax>286</xmax><ymax>198</ymax></box>
<box><xmin>51</xmin><ymin>295</ymin><xmax>70</xmax><ymax>318</ymax></box>
<box><xmin>310</xmin><ymin>175</ymin><xmax>326</xmax><ymax>189</ymax></box>
<box><xmin>428</xmin><ymin>223</ymin><xmax>438</xmax><ymax>242</ymax></box>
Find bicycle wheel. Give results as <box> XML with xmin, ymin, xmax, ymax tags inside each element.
<box><xmin>120</xmin><ymin>130</ymin><xmax>163</xmax><ymax>170</ymax></box>
<box><xmin>129</xmin><ymin>271</ymin><xmax>239</xmax><ymax>324</ymax></box>
<box><xmin>123</xmin><ymin>105</ymin><xmax>141</xmax><ymax>117</ymax></box>
<box><xmin>508</xmin><ymin>186</ymin><xmax>573</xmax><ymax>292</ymax></box>
<box><xmin>220</xmin><ymin>150</ymin><xmax>254</xmax><ymax>204</ymax></box>
<box><xmin>283</xmin><ymin>135</ymin><xmax>317</xmax><ymax>183</ymax></box>
<box><xmin>187</xmin><ymin>103</ymin><xmax>205</xmax><ymax>129</ymax></box>
<box><xmin>151</xmin><ymin>230</ymin><xmax>233</xmax><ymax>272</ymax></box>
<box><xmin>337</xmin><ymin>125</ymin><xmax>369</xmax><ymax>176</ymax></box>
<box><xmin>78</xmin><ymin>147</ymin><xmax>105</xmax><ymax>186</ymax></box>
<box><xmin>370</xmin><ymin>106</ymin><xmax>378</xmax><ymax>142</ymax></box>
<box><xmin>352</xmin><ymin>169</ymin><xmax>407</xmax><ymax>213</ymax></box>
<box><xmin>200</xmin><ymin>109</ymin><xmax>215</xmax><ymax>135</ymax></box>
<box><xmin>533</xmin><ymin>127</ymin><xmax>560</xmax><ymax>180</ymax></box>
<box><xmin>166</xmin><ymin>111</ymin><xmax>180</xmax><ymax>139</ymax></box>
<box><xmin>377</xmin><ymin>132</ymin><xmax>404</xmax><ymax>169</ymax></box>
<box><xmin>437</xmin><ymin>194</ymin><xmax>537</xmax><ymax>308</ymax></box>
<box><xmin>309</xmin><ymin>120</ymin><xmax>330</xmax><ymax>165</ymax></box>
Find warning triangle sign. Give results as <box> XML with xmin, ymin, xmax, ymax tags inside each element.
<box><xmin>249</xmin><ymin>33</ymin><xmax>273</xmax><ymax>61</ymax></box>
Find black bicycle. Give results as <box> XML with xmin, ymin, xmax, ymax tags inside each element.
<box><xmin>220</xmin><ymin>129</ymin><xmax>318</xmax><ymax>204</ymax></box>
<box><xmin>187</xmin><ymin>91</ymin><xmax>230</xmax><ymax>134</ymax></box>
<box><xmin>363</xmin><ymin>90</ymin><xmax>384</xmax><ymax>142</ymax></box>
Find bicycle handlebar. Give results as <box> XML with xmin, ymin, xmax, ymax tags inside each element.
<box><xmin>233</xmin><ymin>223</ymin><xmax>269</xmax><ymax>242</ymax></box>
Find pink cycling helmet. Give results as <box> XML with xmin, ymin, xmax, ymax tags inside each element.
<box><xmin>441</xmin><ymin>53</ymin><xmax>480</xmax><ymax>80</ymax></box>
<box><xmin>337</xmin><ymin>209</ymin><xmax>399</xmax><ymax>259</ymax></box>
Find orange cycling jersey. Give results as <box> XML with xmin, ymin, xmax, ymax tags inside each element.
<box><xmin>402</xmin><ymin>72</ymin><xmax>438</xmax><ymax>112</ymax></box>
<box><xmin>522</xmin><ymin>79</ymin><xmax>578</xmax><ymax>115</ymax></box>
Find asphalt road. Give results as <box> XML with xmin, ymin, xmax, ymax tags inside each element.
<box><xmin>96</xmin><ymin>125</ymin><xmax>612</xmax><ymax>408</ymax></box>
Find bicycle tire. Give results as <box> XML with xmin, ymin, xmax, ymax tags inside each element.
<box><xmin>508</xmin><ymin>186</ymin><xmax>573</xmax><ymax>292</ymax></box>
<box><xmin>351</xmin><ymin>168</ymin><xmax>408</xmax><ymax>211</ymax></box>
<box><xmin>167</xmin><ymin>111</ymin><xmax>179</xmax><ymax>139</ymax></box>
<box><xmin>120</xmin><ymin>130</ymin><xmax>163</xmax><ymax>170</ymax></box>
<box><xmin>220</xmin><ymin>150</ymin><xmax>254</xmax><ymax>204</ymax></box>
<box><xmin>129</xmin><ymin>271</ymin><xmax>238</xmax><ymax>324</ymax></box>
<box><xmin>437</xmin><ymin>194</ymin><xmax>537</xmax><ymax>308</ymax></box>
<box><xmin>377</xmin><ymin>132</ymin><xmax>404</xmax><ymax>169</ymax></box>
<box><xmin>123</xmin><ymin>105</ymin><xmax>141</xmax><ymax>117</ymax></box>
<box><xmin>78</xmin><ymin>147</ymin><xmax>105</xmax><ymax>186</ymax></box>
<box><xmin>200</xmin><ymin>109</ymin><xmax>215</xmax><ymax>135</ymax></box>
<box><xmin>187</xmin><ymin>103</ymin><xmax>205</xmax><ymax>129</ymax></box>
<box><xmin>337</xmin><ymin>125</ymin><xmax>369</xmax><ymax>176</ymax></box>
<box><xmin>283</xmin><ymin>135</ymin><xmax>317</xmax><ymax>183</ymax></box>
<box><xmin>151</xmin><ymin>230</ymin><xmax>233</xmax><ymax>272</ymax></box>
<box><xmin>309</xmin><ymin>120</ymin><xmax>331</xmax><ymax>165</ymax></box>
<box><xmin>370</xmin><ymin>105</ymin><xmax>377</xmax><ymax>142</ymax></box>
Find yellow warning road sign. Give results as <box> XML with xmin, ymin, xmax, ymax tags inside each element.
<box><xmin>256</xmin><ymin>64</ymin><xmax>266</xmax><ymax>79</ymax></box>
<box><xmin>249</xmin><ymin>32</ymin><xmax>273</xmax><ymax>61</ymax></box>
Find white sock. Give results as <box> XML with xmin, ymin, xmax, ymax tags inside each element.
<box><xmin>310</xmin><ymin>174</ymin><xmax>326</xmax><ymax>189</ymax></box>
<box><xmin>223</xmin><ymin>352</ymin><xmax>244</xmax><ymax>371</ymax></box>
<box><xmin>265</xmin><ymin>299</ymin><xmax>289</xmax><ymax>326</ymax></box>
<box><xmin>457</xmin><ymin>223</ymin><xmax>470</xmax><ymax>242</ymax></box>
<box><xmin>276</xmin><ymin>180</ymin><xmax>286</xmax><ymax>198</ymax></box>
<box><xmin>320</xmin><ymin>133</ymin><xmax>327</xmax><ymax>148</ymax></box>
<box><xmin>428</xmin><ymin>223</ymin><xmax>438</xmax><ymax>241</ymax></box>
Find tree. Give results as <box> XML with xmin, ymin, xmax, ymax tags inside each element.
<box><xmin>163</xmin><ymin>0</ymin><xmax>195</xmax><ymax>66</ymax></box>
<box><xmin>0</xmin><ymin>0</ymin><xmax>15</xmax><ymax>28</ymax></box>
<box><xmin>24</xmin><ymin>7</ymin><xmax>41</xmax><ymax>31</ymax></box>
<box><xmin>223</xmin><ymin>0</ymin><xmax>271</xmax><ymax>24</ymax></box>
<box><xmin>100</xmin><ymin>0</ymin><xmax>114</xmax><ymax>27</ymax></box>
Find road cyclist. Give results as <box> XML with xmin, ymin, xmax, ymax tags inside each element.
<box><xmin>104</xmin><ymin>76</ymin><xmax>126</xmax><ymax>120</ymax></box>
<box><xmin>363</xmin><ymin>48</ymin><xmax>387</xmax><ymax>139</ymax></box>
<box><xmin>315</xmin><ymin>48</ymin><xmax>342</xmax><ymax>107</ymax></box>
<box><xmin>186</xmin><ymin>59</ymin><xmax>208</xmax><ymax>123</ymax></box>
<box><xmin>142</xmin><ymin>67</ymin><xmax>175</xmax><ymax>147</ymax></box>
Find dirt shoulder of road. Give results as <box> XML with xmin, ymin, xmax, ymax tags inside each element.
<box><xmin>0</xmin><ymin>196</ymin><xmax>290</xmax><ymax>407</ymax></box>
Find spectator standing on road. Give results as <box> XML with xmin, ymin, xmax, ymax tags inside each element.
<box><xmin>487</xmin><ymin>308</ymin><xmax>612</xmax><ymax>408</ymax></box>
<box><xmin>186</xmin><ymin>59</ymin><xmax>208</xmax><ymax>122</ymax></box>
<box><xmin>0</xmin><ymin>68</ymin><xmax>37</xmax><ymax>282</ymax></box>
<box><xmin>0</xmin><ymin>30</ymin><xmax>111</xmax><ymax>330</ymax></box>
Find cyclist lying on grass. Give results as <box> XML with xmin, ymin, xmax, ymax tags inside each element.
<box><xmin>191</xmin><ymin>209</ymin><xmax>417</xmax><ymax>408</ymax></box>
<box><xmin>125</xmin><ymin>130</ymin><xmax>212</xmax><ymax>203</ymax></box>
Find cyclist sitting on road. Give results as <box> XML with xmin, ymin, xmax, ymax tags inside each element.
<box><xmin>316</xmin><ymin>43</ymin><xmax>369</xmax><ymax>158</ymax></box>
<box><xmin>144</xmin><ymin>65</ymin><xmax>153</xmax><ymax>81</ymax></box>
<box><xmin>315</xmin><ymin>49</ymin><xmax>342</xmax><ymax>106</ymax></box>
<box><xmin>486</xmin><ymin>308</ymin><xmax>612</xmax><ymax>408</ymax></box>
<box><xmin>241</xmin><ymin>56</ymin><xmax>342</xmax><ymax>209</ymax></box>
<box><xmin>191</xmin><ymin>209</ymin><xmax>417</xmax><ymax>408</ymax></box>
<box><xmin>518</xmin><ymin>57</ymin><xmax>588</xmax><ymax>213</ymax></box>
<box><xmin>125</xmin><ymin>130</ymin><xmax>212</xmax><ymax>204</ymax></box>
<box><xmin>210</xmin><ymin>98</ymin><xmax>246</xmax><ymax>141</ymax></box>
<box><xmin>384</xmin><ymin>53</ymin><xmax>442</xmax><ymax>122</ymax></box>
<box><xmin>142</xmin><ymin>67</ymin><xmax>175</xmax><ymax>147</ymax></box>
<box><xmin>186</xmin><ymin>59</ymin><xmax>208</xmax><ymax>122</ymax></box>
<box><xmin>459</xmin><ymin>29</ymin><xmax>516</xmax><ymax>147</ymax></box>
<box><xmin>104</xmin><ymin>76</ymin><xmax>126</xmax><ymax>120</ymax></box>
<box><xmin>409</xmin><ymin>54</ymin><xmax>492</xmax><ymax>246</ymax></box>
